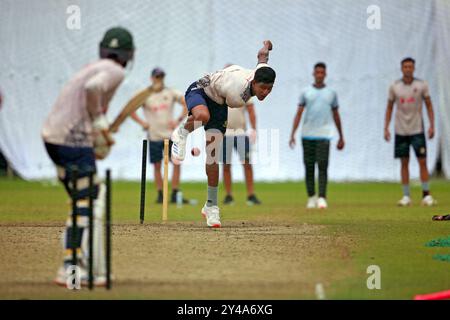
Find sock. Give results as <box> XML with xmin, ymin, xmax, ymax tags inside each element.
<box><xmin>422</xmin><ymin>182</ymin><xmax>430</xmax><ymax>197</ymax></box>
<box><xmin>207</xmin><ymin>186</ymin><xmax>218</xmax><ymax>207</ymax></box>
<box><xmin>402</xmin><ymin>184</ymin><xmax>410</xmax><ymax>197</ymax></box>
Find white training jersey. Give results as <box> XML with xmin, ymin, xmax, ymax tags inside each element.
<box><xmin>142</xmin><ymin>87</ymin><xmax>184</xmax><ymax>141</ymax></box>
<box><xmin>197</xmin><ymin>63</ymin><xmax>269</xmax><ymax>109</ymax></box>
<box><xmin>42</xmin><ymin>59</ymin><xmax>125</xmax><ymax>147</ymax></box>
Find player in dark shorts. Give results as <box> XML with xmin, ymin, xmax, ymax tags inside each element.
<box><xmin>384</xmin><ymin>57</ymin><xmax>436</xmax><ymax>207</ymax></box>
<box><xmin>170</xmin><ymin>41</ymin><xmax>276</xmax><ymax>227</ymax></box>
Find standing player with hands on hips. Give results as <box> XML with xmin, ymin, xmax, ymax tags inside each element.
<box><xmin>170</xmin><ymin>40</ymin><xmax>276</xmax><ymax>228</ymax></box>
<box><xmin>42</xmin><ymin>27</ymin><xmax>135</xmax><ymax>286</ymax></box>
<box><xmin>384</xmin><ymin>57</ymin><xmax>437</xmax><ymax>207</ymax></box>
<box><xmin>112</xmin><ymin>67</ymin><xmax>192</xmax><ymax>205</ymax></box>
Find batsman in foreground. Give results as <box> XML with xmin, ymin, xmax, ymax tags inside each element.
<box><xmin>41</xmin><ymin>27</ymin><xmax>135</xmax><ymax>286</ymax></box>
<box><xmin>170</xmin><ymin>41</ymin><xmax>276</xmax><ymax>228</ymax></box>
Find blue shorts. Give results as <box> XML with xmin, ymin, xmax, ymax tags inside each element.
<box><xmin>45</xmin><ymin>143</ymin><xmax>96</xmax><ymax>176</ymax></box>
<box><xmin>45</xmin><ymin>142</ymin><xmax>97</xmax><ymax>199</ymax></box>
<box><xmin>221</xmin><ymin>135</ymin><xmax>250</xmax><ymax>164</ymax></box>
<box><xmin>185</xmin><ymin>82</ymin><xmax>228</xmax><ymax>135</ymax></box>
<box><xmin>149</xmin><ymin>140</ymin><xmax>173</xmax><ymax>164</ymax></box>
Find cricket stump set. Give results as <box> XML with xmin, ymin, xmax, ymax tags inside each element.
<box><xmin>140</xmin><ymin>138</ymin><xmax>170</xmax><ymax>224</ymax></box>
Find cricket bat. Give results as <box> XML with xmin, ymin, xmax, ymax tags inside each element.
<box><xmin>109</xmin><ymin>86</ymin><xmax>155</xmax><ymax>133</ymax></box>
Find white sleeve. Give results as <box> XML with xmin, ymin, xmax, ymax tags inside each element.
<box><xmin>84</xmin><ymin>67</ymin><xmax>125</xmax><ymax>117</ymax></box>
<box><xmin>298</xmin><ymin>90</ymin><xmax>306</xmax><ymax>107</ymax></box>
<box><xmin>388</xmin><ymin>84</ymin><xmax>396</xmax><ymax>102</ymax></box>
<box><xmin>422</xmin><ymin>81</ymin><xmax>430</xmax><ymax>98</ymax></box>
<box><xmin>171</xmin><ymin>88</ymin><xmax>184</xmax><ymax>104</ymax></box>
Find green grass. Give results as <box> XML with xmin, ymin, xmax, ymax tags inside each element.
<box><xmin>1</xmin><ymin>177</ymin><xmax>449</xmax><ymax>299</ymax></box>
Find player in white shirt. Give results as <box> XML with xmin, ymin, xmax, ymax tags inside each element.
<box><xmin>171</xmin><ymin>40</ymin><xmax>276</xmax><ymax>228</ymax></box>
<box><xmin>127</xmin><ymin>67</ymin><xmax>190</xmax><ymax>204</ymax></box>
<box><xmin>42</xmin><ymin>27</ymin><xmax>135</xmax><ymax>287</ymax></box>
<box><xmin>384</xmin><ymin>57</ymin><xmax>436</xmax><ymax>207</ymax></box>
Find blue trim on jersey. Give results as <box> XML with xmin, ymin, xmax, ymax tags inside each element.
<box><xmin>302</xmin><ymin>136</ymin><xmax>332</xmax><ymax>141</ymax></box>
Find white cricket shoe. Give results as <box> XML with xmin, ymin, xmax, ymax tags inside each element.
<box><xmin>422</xmin><ymin>195</ymin><xmax>437</xmax><ymax>207</ymax></box>
<box><xmin>171</xmin><ymin>125</ymin><xmax>188</xmax><ymax>162</ymax></box>
<box><xmin>306</xmin><ymin>196</ymin><xmax>317</xmax><ymax>209</ymax></box>
<box><xmin>397</xmin><ymin>196</ymin><xmax>411</xmax><ymax>207</ymax></box>
<box><xmin>54</xmin><ymin>266</ymin><xmax>70</xmax><ymax>287</ymax></box>
<box><xmin>317</xmin><ymin>197</ymin><xmax>328</xmax><ymax>209</ymax></box>
<box><xmin>201</xmin><ymin>203</ymin><xmax>221</xmax><ymax>228</ymax></box>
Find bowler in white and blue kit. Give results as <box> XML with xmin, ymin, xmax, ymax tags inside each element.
<box><xmin>289</xmin><ymin>62</ymin><xmax>345</xmax><ymax>209</ymax></box>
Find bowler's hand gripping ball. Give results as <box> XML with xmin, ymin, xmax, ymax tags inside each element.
<box><xmin>191</xmin><ymin>147</ymin><xmax>201</xmax><ymax>157</ymax></box>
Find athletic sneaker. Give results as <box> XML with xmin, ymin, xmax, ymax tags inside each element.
<box><xmin>306</xmin><ymin>196</ymin><xmax>317</xmax><ymax>209</ymax></box>
<box><xmin>201</xmin><ymin>203</ymin><xmax>221</xmax><ymax>228</ymax></box>
<box><xmin>397</xmin><ymin>196</ymin><xmax>411</xmax><ymax>207</ymax></box>
<box><xmin>171</xmin><ymin>125</ymin><xmax>188</xmax><ymax>162</ymax></box>
<box><xmin>317</xmin><ymin>197</ymin><xmax>328</xmax><ymax>209</ymax></box>
<box><xmin>223</xmin><ymin>195</ymin><xmax>234</xmax><ymax>205</ymax></box>
<box><xmin>247</xmin><ymin>194</ymin><xmax>262</xmax><ymax>206</ymax></box>
<box><xmin>422</xmin><ymin>195</ymin><xmax>437</xmax><ymax>207</ymax></box>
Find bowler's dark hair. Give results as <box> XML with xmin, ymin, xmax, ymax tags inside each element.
<box><xmin>254</xmin><ymin>67</ymin><xmax>276</xmax><ymax>84</ymax></box>
<box><xmin>401</xmin><ymin>57</ymin><xmax>415</xmax><ymax>66</ymax></box>
<box><xmin>314</xmin><ymin>62</ymin><xmax>327</xmax><ymax>70</ymax></box>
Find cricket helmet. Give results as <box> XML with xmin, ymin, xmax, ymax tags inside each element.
<box><xmin>99</xmin><ymin>27</ymin><xmax>135</xmax><ymax>66</ymax></box>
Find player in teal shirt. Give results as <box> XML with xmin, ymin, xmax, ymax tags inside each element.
<box><xmin>289</xmin><ymin>62</ymin><xmax>345</xmax><ymax>209</ymax></box>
